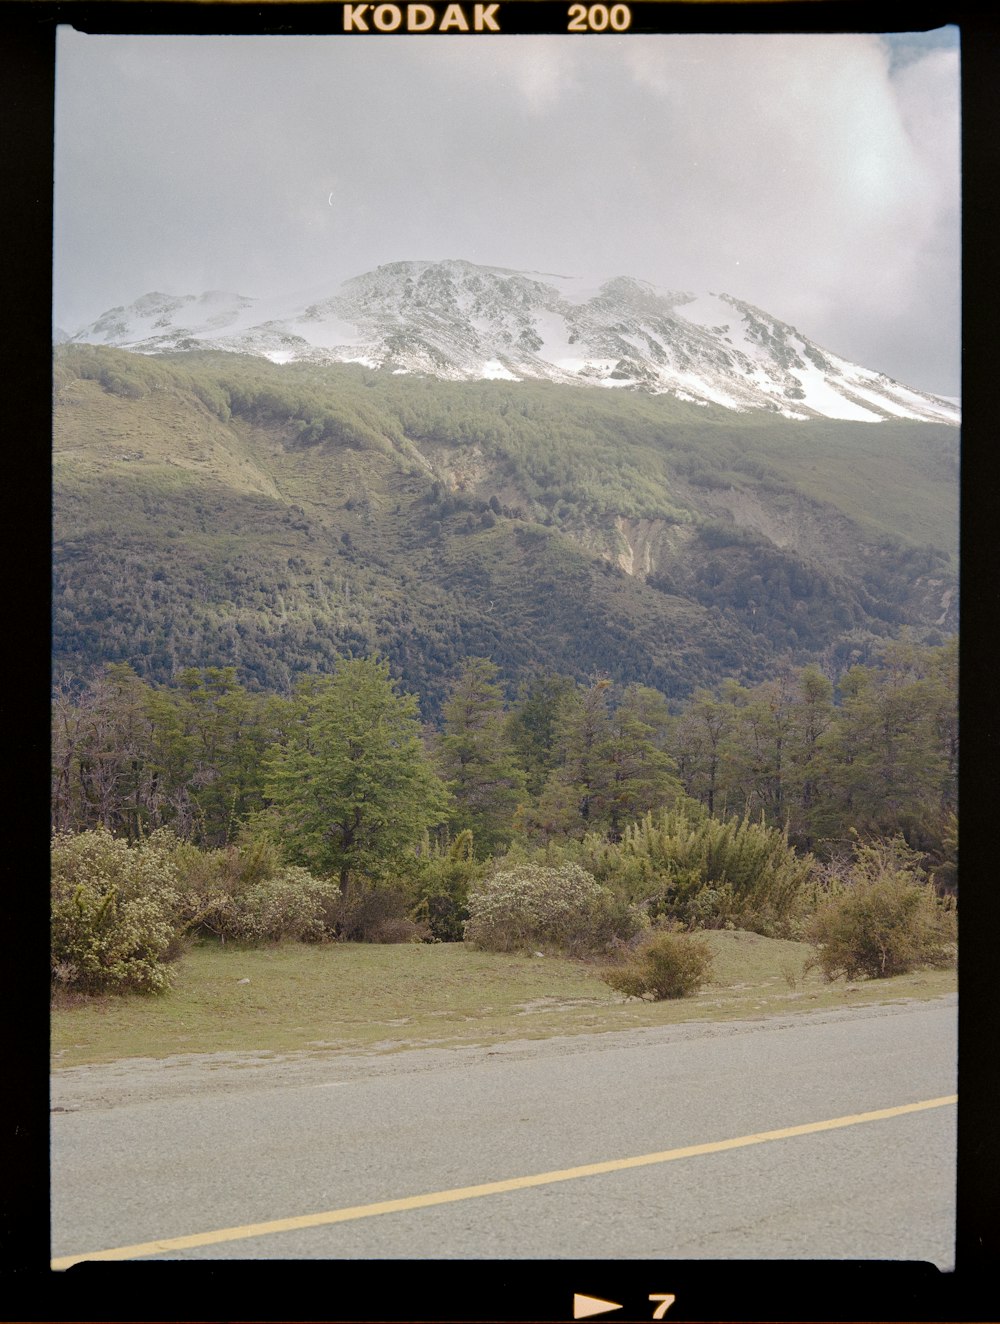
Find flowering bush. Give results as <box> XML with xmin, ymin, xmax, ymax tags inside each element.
<box><xmin>169</xmin><ymin>840</ymin><xmax>338</xmax><ymax>944</ymax></box>
<box><xmin>201</xmin><ymin>868</ymin><xmax>339</xmax><ymax>944</ymax></box>
<box><xmin>51</xmin><ymin>827</ymin><xmax>182</xmax><ymax>994</ymax></box>
<box><xmin>463</xmin><ymin>862</ymin><xmax>646</xmax><ymax>955</ymax></box>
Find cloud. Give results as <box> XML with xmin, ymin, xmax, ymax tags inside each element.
<box><xmin>440</xmin><ymin>35</ymin><xmax>585</xmax><ymax>111</ymax></box>
<box><xmin>53</xmin><ymin>29</ymin><xmax>959</xmax><ymax>393</ymax></box>
<box><xmin>614</xmin><ymin>33</ymin><xmax>959</xmax><ymax>390</ymax></box>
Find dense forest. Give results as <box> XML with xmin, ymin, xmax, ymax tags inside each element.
<box><xmin>53</xmin><ymin>346</ymin><xmax>957</xmax><ymax>717</ymax></box>
<box><xmin>53</xmin><ymin>638</ymin><xmax>957</xmax><ymax>883</ymax></box>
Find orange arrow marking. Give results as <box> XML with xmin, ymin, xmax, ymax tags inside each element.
<box><xmin>574</xmin><ymin>1294</ymin><xmax>624</xmax><ymax>1319</ymax></box>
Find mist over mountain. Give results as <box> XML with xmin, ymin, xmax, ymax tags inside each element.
<box><xmin>69</xmin><ymin>259</ymin><xmax>959</xmax><ymax>427</ymax></box>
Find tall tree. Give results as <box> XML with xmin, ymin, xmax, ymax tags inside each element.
<box><xmin>437</xmin><ymin>658</ymin><xmax>526</xmax><ymax>857</ymax></box>
<box><xmin>506</xmin><ymin>671</ymin><xmax>576</xmax><ymax>798</ymax></box>
<box><xmin>814</xmin><ymin>637</ymin><xmax>956</xmax><ymax>850</ymax></box>
<box><xmin>264</xmin><ymin>657</ymin><xmax>450</xmax><ymax>893</ymax></box>
<box><xmin>783</xmin><ymin>664</ymin><xmax>836</xmax><ymax>847</ymax></box>
<box><xmin>51</xmin><ymin>664</ymin><xmax>153</xmax><ymax>837</ymax></box>
<box><xmin>717</xmin><ymin>674</ymin><xmax>797</xmax><ymax>826</ymax></box>
<box><xmin>166</xmin><ymin>667</ymin><xmax>276</xmax><ymax>846</ymax></box>
<box><xmin>604</xmin><ymin>684</ymin><xmax>683</xmax><ymax>840</ymax></box>
<box><xmin>670</xmin><ymin>689</ymin><xmax>734</xmax><ymax>816</ymax></box>
<box><xmin>533</xmin><ymin>680</ymin><xmax>615</xmax><ymax>840</ymax></box>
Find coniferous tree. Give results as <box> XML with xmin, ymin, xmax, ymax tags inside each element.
<box><xmin>533</xmin><ymin>679</ymin><xmax>616</xmax><ymax>840</ymax></box>
<box><xmin>717</xmin><ymin>675</ymin><xmax>796</xmax><ymax>826</ymax></box>
<box><xmin>506</xmin><ymin>671</ymin><xmax>576</xmax><ymax>799</ymax></box>
<box><xmin>816</xmin><ymin>637</ymin><xmax>957</xmax><ymax>851</ymax></box>
<box><xmin>783</xmin><ymin>664</ymin><xmax>836</xmax><ymax>847</ymax></box>
<box><xmin>172</xmin><ymin>669</ymin><xmax>279</xmax><ymax>844</ymax></box>
<box><xmin>437</xmin><ymin>658</ymin><xmax>526</xmax><ymax>857</ymax></box>
<box><xmin>605</xmin><ymin>684</ymin><xmax>683</xmax><ymax>840</ymax></box>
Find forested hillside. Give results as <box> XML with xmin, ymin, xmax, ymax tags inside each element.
<box><xmin>53</xmin><ymin>346</ymin><xmax>957</xmax><ymax>717</ymax></box>
<box><xmin>51</xmin><ymin>347</ymin><xmax>958</xmax><ymax>998</ymax></box>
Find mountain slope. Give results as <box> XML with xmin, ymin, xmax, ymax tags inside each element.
<box><xmin>68</xmin><ymin>259</ymin><xmax>959</xmax><ymax>426</ymax></box>
<box><xmin>52</xmin><ymin>347</ymin><xmax>958</xmax><ymax>714</ymax></box>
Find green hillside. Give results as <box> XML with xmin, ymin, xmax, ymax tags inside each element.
<box><xmin>52</xmin><ymin>346</ymin><xmax>958</xmax><ymax>714</ymax></box>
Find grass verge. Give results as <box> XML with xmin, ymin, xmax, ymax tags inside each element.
<box><xmin>51</xmin><ymin>931</ymin><xmax>956</xmax><ymax>1070</ymax></box>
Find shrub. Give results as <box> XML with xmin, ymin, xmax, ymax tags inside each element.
<box><xmin>100</xmin><ymin>368</ymin><xmax>148</xmax><ymax>399</ymax></box>
<box><xmin>602</xmin><ymin>930</ymin><xmax>714</xmax><ymax>1000</ymax></box>
<box><xmin>51</xmin><ymin>827</ymin><xmax>182</xmax><ymax>994</ymax></box>
<box><xmin>580</xmin><ymin>802</ymin><xmax>814</xmax><ymax>937</ymax></box>
<box><xmin>411</xmin><ymin>830</ymin><xmax>485</xmax><ymax>942</ymax></box>
<box><xmin>806</xmin><ymin>837</ymin><xmax>957</xmax><ymax>980</ymax></box>
<box><xmin>170</xmin><ymin>839</ymin><xmax>338</xmax><ymax>944</ymax></box>
<box><xmin>333</xmin><ymin>878</ymin><xmax>430</xmax><ymax>943</ymax></box>
<box><xmin>209</xmin><ymin>869</ymin><xmax>340</xmax><ymax>944</ymax></box>
<box><xmin>463</xmin><ymin>862</ymin><xmax>646</xmax><ymax>956</ymax></box>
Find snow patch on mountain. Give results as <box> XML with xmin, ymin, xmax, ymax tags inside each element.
<box><xmin>68</xmin><ymin>259</ymin><xmax>959</xmax><ymax>425</ymax></box>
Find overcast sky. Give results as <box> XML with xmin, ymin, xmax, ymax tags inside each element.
<box><xmin>54</xmin><ymin>26</ymin><xmax>960</xmax><ymax>396</ymax></box>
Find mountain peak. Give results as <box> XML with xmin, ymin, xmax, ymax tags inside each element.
<box><xmin>69</xmin><ymin>259</ymin><xmax>959</xmax><ymax>425</ymax></box>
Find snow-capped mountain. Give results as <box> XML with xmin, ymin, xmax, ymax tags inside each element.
<box><xmin>68</xmin><ymin>259</ymin><xmax>959</xmax><ymax>425</ymax></box>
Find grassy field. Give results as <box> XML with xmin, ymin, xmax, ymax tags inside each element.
<box><xmin>50</xmin><ymin>933</ymin><xmax>957</xmax><ymax>1070</ymax></box>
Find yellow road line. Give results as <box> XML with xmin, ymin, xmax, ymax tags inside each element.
<box><xmin>52</xmin><ymin>1093</ymin><xmax>957</xmax><ymax>1269</ymax></box>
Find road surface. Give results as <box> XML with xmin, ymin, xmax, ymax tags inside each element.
<box><xmin>51</xmin><ymin>995</ymin><xmax>957</xmax><ymax>1267</ymax></box>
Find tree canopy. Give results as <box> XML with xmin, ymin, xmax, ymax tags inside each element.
<box><xmin>263</xmin><ymin>657</ymin><xmax>451</xmax><ymax>892</ymax></box>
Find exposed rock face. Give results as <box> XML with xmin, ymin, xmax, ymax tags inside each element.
<box><xmin>612</xmin><ymin>516</ymin><xmax>688</xmax><ymax>578</ymax></box>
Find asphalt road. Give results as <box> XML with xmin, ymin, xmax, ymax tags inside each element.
<box><xmin>51</xmin><ymin>996</ymin><xmax>957</xmax><ymax>1267</ymax></box>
